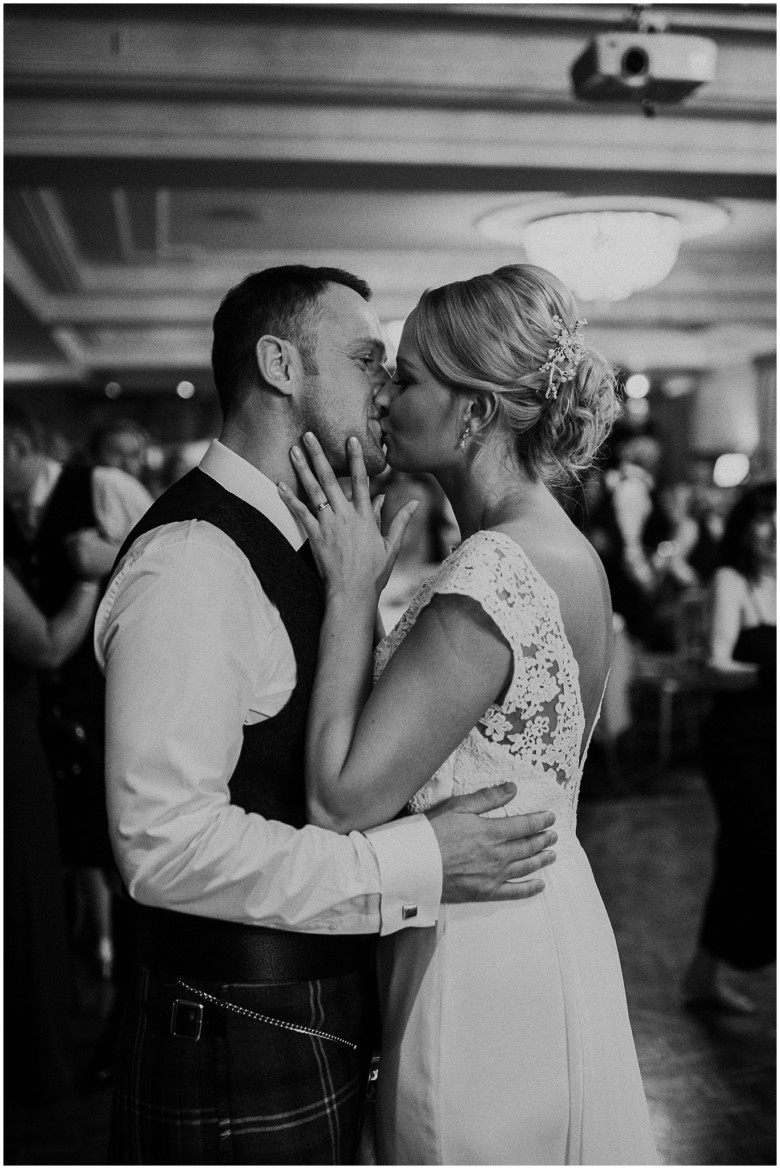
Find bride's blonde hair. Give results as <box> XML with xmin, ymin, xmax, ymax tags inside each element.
<box><xmin>412</xmin><ymin>264</ymin><xmax>620</xmax><ymax>484</ymax></box>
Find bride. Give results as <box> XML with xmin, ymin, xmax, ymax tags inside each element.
<box><xmin>280</xmin><ymin>264</ymin><xmax>658</xmax><ymax>1165</ymax></box>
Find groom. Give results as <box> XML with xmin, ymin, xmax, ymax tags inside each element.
<box><xmin>97</xmin><ymin>265</ymin><xmax>558</xmax><ymax>1165</ymax></box>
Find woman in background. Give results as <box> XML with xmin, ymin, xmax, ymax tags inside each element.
<box><xmin>683</xmin><ymin>480</ymin><xmax>776</xmax><ymax>1010</ymax></box>
<box><xmin>4</xmin><ymin>559</ymin><xmax>102</xmax><ymax>1119</ymax></box>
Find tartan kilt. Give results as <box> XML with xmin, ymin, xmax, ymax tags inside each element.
<box><xmin>109</xmin><ymin>962</ymin><xmax>379</xmax><ymax>1165</ymax></box>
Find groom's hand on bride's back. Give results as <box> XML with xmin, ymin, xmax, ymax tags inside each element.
<box><xmin>426</xmin><ymin>783</ymin><xmax>557</xmax><ymax>903</ymax></box>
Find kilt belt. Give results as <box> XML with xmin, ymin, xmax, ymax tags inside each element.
<box><xmin>137</xmin><ymin>906</ymin><xmax>374</xmax><ymax>1049</ymax></box>
<box><xmin>137</xmin><ymin>905</ymin><xmax>374</xmax><ymax>982</ymax></box>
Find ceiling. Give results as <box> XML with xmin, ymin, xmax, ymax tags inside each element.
<box><xmin>4</xmin><ymin>3</ymin><xmax>776</xmax><ymax>395</ymax></box>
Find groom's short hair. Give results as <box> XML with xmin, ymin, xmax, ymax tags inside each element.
<box><xmin>211</xmin><ymin>265</ymin><xmax>372</xmax><ymax>415</ymax></box>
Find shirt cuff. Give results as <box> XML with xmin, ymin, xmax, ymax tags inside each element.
<box><xmin>363</xmin><ymin>813</ymin><xmax>443</xmax><ymax>935</ymax></box>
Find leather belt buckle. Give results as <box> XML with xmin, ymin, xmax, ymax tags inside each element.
<box><xmin>170</xmin><ymin>998</ymin><xmax>204</xmax><ymax>1041</ymax></box>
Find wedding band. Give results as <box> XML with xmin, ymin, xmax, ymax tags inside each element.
<box><xmin>315</xmin><ymin>500</ymin><xmax>331</xmax><ymax>513</ymax></box>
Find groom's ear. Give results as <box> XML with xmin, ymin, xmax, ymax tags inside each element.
<box><xmin>255</xmin><ymin>335</ymin><xmax>299</xmax><ymax>397</ymax></box>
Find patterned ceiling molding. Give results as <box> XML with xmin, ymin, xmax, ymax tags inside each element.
<box><xmin>112</xmin><ymin>189</ymin><xmax>137</xmax><ymax>262</ymax></box>
<box><xmin>51</xmin><ymin>327</ymin><xmax>90</xmax><ymax>365</ymax></box>
<box><xmin>156</xmin><ymin>189</ymin><xmax>172</xmax><ymax>259</ymax></box>
<box><xmin>4</xmin><ymin>7</ymin><xmax>775</xmax><ymax>117</ymax></box>
<box><xmin>5</xmin><ymin>190</ymin><xmax>83</xmax><ymax>293</ymax></box>
<box><xmin>3</xmin><ymin>5</ymin><xmax>774</xmax><ymax>388</ymax></box>
<box><xmin>4</xmin><ymin>234</ymin><xmax>52</xmax><ymax>318</ymax></box>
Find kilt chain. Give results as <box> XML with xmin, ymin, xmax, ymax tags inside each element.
<box><xmin>175</xmin><ymin>978</ymin><xmax>357</xmax><ymax>1050</ymax></box>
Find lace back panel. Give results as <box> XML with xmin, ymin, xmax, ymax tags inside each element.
<box><xmin>374</xmin><ymin>531</ymin><xmax>588</xmax><ymax>837</ymax></box>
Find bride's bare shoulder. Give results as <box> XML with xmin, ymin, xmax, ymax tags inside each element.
<box><xmin>490</xmin><ymin>514</ymin><xmax>606</xmax><ymax>592</ymax></box>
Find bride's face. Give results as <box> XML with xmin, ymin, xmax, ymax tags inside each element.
<box><xmin>374</xmin><ymin>312</ymin><xmax>466</xmax><ymax>475</ymax></box>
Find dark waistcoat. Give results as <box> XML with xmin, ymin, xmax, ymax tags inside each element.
<box><xmin>114</xmin><ymin>467</ymin><xmax>324</xmax><ymax>828</ymax></box>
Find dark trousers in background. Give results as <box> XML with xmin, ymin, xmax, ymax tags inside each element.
<box><xmin>699</xmin><ymin>706</ymin><xmax>776</xmax><ymax>971</ymax></box>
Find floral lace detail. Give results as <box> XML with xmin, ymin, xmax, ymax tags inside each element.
<box><xmin>374</xmin><ymin>531</ymin><xmax>589</xmax><ymax>834</ymax></box>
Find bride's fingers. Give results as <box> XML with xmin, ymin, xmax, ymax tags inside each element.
<box><xmin>346</xmin><ymin>437</ymin><xmax>372</xmax><ymax>513</ymax></box>
<box><xmin>384</xmin><ymin>500</ymin><xmax>419</xmax><ymax>563</ymax></box>
<box><xmin>295</xmin><ymin>432</ymin><xmax>346</xmax><ymax>512</ymax></box>
<box><xmin>372</xmin><ymin>494</ymin><xmax>385</xmax><ymax>527</ymax></box>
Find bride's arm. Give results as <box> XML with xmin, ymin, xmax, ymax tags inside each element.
<box><xmin>313</xmin><ymin>591</ymin><xmax>512</xmax><ymax>832</ymax></box>
<box><xmin>281</xmin><ymin>434</ymin><xmax>512</xmax><ymax>834</ymax></box>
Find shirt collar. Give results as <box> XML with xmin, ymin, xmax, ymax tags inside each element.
<box><xmin>199</xmin><ymin>439</ymin><xmax>306</xmax><ymax>550</ymax></box>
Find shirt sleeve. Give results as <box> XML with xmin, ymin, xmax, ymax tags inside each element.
<box><xmin>91</xmin><ymin>466</ymin><xmax>155</xmax><ymax>543</ymax></box>
<box><xmin>95</xmin><ymin>522</ymin><xmax>442</xmax><ymax>935</ymax></box>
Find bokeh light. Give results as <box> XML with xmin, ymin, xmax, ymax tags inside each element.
<box><xmin>713</xmin><ymin>452</ymin><xmax>750</xmax><ymax>488</ymax></box>
<box><xmin>625</xmin><ymin>373</ymin><xmax>650</xmax><ymax>399</ymax></box>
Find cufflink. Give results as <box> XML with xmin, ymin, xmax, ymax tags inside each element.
<box><xmin>401</xmin><ymin>904</ymin><xmax>418</xmax><ymax>920</ymax></box>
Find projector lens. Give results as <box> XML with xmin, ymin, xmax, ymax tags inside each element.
<box><xmin>622</xmin><ymin>47</ymin><xmax>650</xmax><ymax>76</ymax></box>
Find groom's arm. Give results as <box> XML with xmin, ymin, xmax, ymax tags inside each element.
<box><xmin>98</xmin><ymin>525</ymin><xmax>555</xmax><ymax>932</ymax></box>
<box><xmin>97</xmin><ymin>523</ymin><xmax>448</xmax><ymax>935</ymax></box>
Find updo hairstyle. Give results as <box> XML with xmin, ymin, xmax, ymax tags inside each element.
<box><xmin>412</xmin><ymin>264</ymin><xmax>620</xmax><ymax>484</ymax></box>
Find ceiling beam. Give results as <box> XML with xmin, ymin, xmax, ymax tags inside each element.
<box><xmin>4</xmin><ymin>156</ymin><xmax>774</xmax><ymax>204</ymax></box>
<box><xmin>5</xmin><ymin>6</ymin><xmax>774</xmax><ymax>116</ymax></box>
<box><xmin>5</xmin><ymin>100</ymin><xmax>774</xmax><ymax>213</ymax></box>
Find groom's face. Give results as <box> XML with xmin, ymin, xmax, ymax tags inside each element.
<box><xmin>298</xmin><ymin>283</ymin><xmax>388</xmax><ymax>477</ymax></box>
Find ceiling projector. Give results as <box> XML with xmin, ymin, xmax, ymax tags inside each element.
<box><xmin>570</xmin><ymin>32</ymin><xmax>717</xmax><ymax>105</ymax></box>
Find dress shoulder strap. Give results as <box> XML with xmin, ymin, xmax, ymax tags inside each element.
<box><xmin>431</xmin><ymin>530</ymin><xmax>577</xmax><ymax>707</ymax></box>
<box><xmin>429</xmin><ymin>530</ymin><xmax>539</xmax><ymax>637</ymax></box>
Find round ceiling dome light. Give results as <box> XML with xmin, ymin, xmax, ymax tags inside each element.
<box><xmin>476</xmin><ymin>197</ymin><xmax>730</xmax><ymax>303</ymax></box>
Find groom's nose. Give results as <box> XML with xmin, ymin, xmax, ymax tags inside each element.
<box><xmin>367</xmin><ymin>359</ymin><xmax>389</xmax><ymax>393</ymax></box>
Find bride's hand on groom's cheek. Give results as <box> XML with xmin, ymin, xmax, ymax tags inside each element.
<box><xmin>278</xmin><ymin>432</ymin><xmax>418</xmax><ymax>599</ymax></box>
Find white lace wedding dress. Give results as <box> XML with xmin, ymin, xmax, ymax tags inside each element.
<box><xmin>374</xmin><ymin>530</ymin><xmax>658</xmax><ymax>1165</ymax></box>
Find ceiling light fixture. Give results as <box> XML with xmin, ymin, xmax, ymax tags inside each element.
<box><xmin>477</xmin><ymin>197</ymin><xmax>730</xmax><ymax>303</ymax></box>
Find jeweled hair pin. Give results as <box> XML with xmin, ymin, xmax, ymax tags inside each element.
<box><xmin>538</xmin><ymin>316</ymin><xmax>588</xmax><ymax>400</ymax></box>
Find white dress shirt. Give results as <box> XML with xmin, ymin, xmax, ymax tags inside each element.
<box><xmin>95</xmin><ymin>439</ymin><xmax>442</xmax><ymax>935</ymax></box>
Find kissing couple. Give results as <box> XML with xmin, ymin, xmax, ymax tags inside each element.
<box><xmin>98</xmin><ymin>263</ymin><xmax>657</xmax><ymax>1164</ymax></box>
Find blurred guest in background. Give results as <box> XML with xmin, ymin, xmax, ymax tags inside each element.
<box><xmin>4</xmin><ymin>558</ymin><xmax>103</xmax><ymax>1119</ymax></box>
<box><xmin>656</xmin><ymin>483</ymin><xmax>701</xmax><ymax>589</ymax></box>
<box><xmin>648</xmin><ymin>483</ymin><xmax>706</xmax><ymax>650</ymax></box>
<box><xmin>585</xmin><ymin>432</ymin><xmax>672</xmax><ymax>647</ymax></box>
<box><xmin>88</xmin><ymin>417</ymin><xmax>151</xmax><ymax>486</ymax></box>
<box><xmin>4</xmin><ymin>402</ymin><xmax>152</xmax><ymax>1025</ymax></box>
<box><xmin>688</xmin><ymin>482</ymin><xmax>731</xmax><ymax>584</ymax></box>
<box><xmin>682</xmin><ymin>480</ymin><xmax>776</xmax><ymax>1011</ymax></box>
<box><xmin>158</xmin><ymin>437</ymin><xmax>213</xmax><ymax>493</ymax></box>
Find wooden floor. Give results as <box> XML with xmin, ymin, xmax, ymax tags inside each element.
<box><xmin>579</xmin><ymin>754</ymin><xmax>776</xmax><ymax>1167</ymax></box>
<box><xmin>5</xmin><ymin>750</ymin><xmax>776</xmax><ymax>1165</ymax></box>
